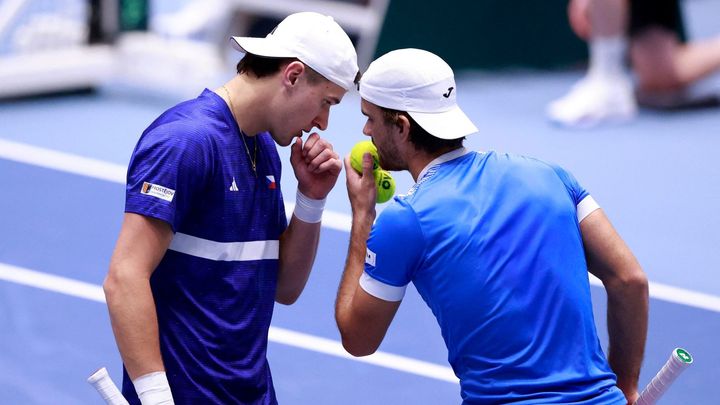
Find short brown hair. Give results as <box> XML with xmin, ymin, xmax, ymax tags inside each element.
<box><xmin>236</xmin><ymin>53</ymin><xmax>324</xmax><ymax>85</ymax></box>
<box><xmin>380</xmin><ymin>108</ymin><xmax>464</xmax><ymax>153</ymax></box>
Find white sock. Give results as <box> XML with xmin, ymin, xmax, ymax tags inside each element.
<box><xmin>588</xmin><ymin>36</ymin><xmax>628</xmax><ymax>79</ymax></box>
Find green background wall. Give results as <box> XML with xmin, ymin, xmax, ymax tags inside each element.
<box><xmin>375</xmin><ymin>0</ymin><xmax>589</xmax><ymax>70</ymax></box>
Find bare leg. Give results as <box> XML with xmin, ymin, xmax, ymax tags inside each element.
<box><xmin>632</xmin><ymin>29</ymin><xmax>720</xmax><ymax>91</ymax></box>
<box><xmin>588</xmin><ymin>0</ymin><xmax>629</xmax><ymax>78</ymax></box>
<box><xmin>547</xmin><ymin>0</ymin><xmax>636</xmax><ymax>127</ymax></box>
<box><xmin>590</xmin><ymin>0</ymin><xmax>627</xmax><ymax>36</ymax></box>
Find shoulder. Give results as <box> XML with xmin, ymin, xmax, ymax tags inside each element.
<box><xmin>139</xmin><ymin>96</ymin><xmax>223</xmax><ymax>151</ymax></box>
<box><xmin>135</xmin><ymin>123</ymin><xmax>215</xmax><ymax>167</ymax></box>
<box><xmin>484</xmin><ymin>151</ymin><xmax>576</xmax><ymax>180</ymax></box>
<box><xmin>375</xmin><ymin>198</ymin><xmax>422</xmax><ymax>235</ymax></box>
<box><xmin>143</xmin><ymin>92</ymin><xmax>226</xmax><ymax>144</ymax></box>
<box><xmin>146</xmin><ymin>120</ymin><xmax>214</xmax><ymax>144</ymax></box>
<box><xmin>131</xmin><ymin>118</ymin><xmax>219</xmax><ymax>178</ymax></box>
<box><xmin>503</xmin><ymin>153</ymin><xmax>588</xmax><ymax>202</ymax></box>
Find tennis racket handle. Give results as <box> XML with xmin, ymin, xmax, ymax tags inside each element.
<box><xmin>88</xmin><ymin>367</ymin><xmax>130</xmax><ymax>405</ymax></box>
<box><xmin>634</xmin><ymin>348</ymin><xmax>693</xmax><ymax>405</ymax></box>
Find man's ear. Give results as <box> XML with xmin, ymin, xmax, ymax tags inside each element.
<box><xmin>396</xmin><ymin>114</ymin><xmax>411</xmax><ymax>141</ymax></box>
<box><xmin>283</xmin><ymin>61</ymin><xmax>305</xmax><ymax>87</ymax></box>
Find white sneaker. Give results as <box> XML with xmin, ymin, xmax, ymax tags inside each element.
<box><xmin>547</xmin><ymin>75</ymin><xmax>638</xmax><ymax>128</ymax></box>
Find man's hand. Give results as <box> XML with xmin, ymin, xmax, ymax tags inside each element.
<box><xmin>624</xmin><ymin>390</ymin><xmax>639</xmax><ymax>405</ymax></box>
<box><xmin>343</xmin><ymin>152</ymin><xmax>377</xmax><ymax>221</ymax></box>
<box><xmin>290</xmin><ymin>133</ymin><xmax>342</xmax><ymax>200</ymax></box>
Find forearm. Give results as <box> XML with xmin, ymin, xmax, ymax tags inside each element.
<box><xmin>104</xmin><ymin>269</ymin><xmax>164</xmax><ymax>380</ymax></box>
<box><xmin>276</xmin><ymin>215</ymin><xmax>321</xmax><ymax>305</ymax></box>
<box><xmin>335</xmin><ymin>212</ymin><xmax>373</xmax><ymax>335</ymax></box>
<box><xmin>605</xmin><ymin>273</ymin><xmax>649</xmax><ymax>394</ymax></box>
<box><xmin>275</xmin><ymin>187</ymin><xmax>328</xmax><ymax>304</ymax></box>
<box><xmin>580</xmin><ymin>209</ymin><xmax>648</xmax><ymax>399</ymax></box>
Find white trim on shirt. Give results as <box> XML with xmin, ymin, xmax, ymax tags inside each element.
<box><xmin>169</xmin><ymin>232</ymin><xmax>279</xmax><ymax>261</ymax></box>
<box><xmin>359</xmin><ymin>271</ymin><xmax>407</xmax><ymax>302</ymax></box>
<box><xmin>416</xmin><ymin>147</ymin><xmax>471</xmax><ymax>183</ymax></box>
<box><xmin>577</xmin><ymin>195</ymin><xmax>600</xmax><ymax>223</ymax></box>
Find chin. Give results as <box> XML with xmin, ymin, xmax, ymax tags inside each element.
<box><xmin>269</xmin><ymin>132</ymin><xmax>291</xmax><ymax>147</ymax></box>
<box><xmin>379</xmin><ymin>156</ymin><xmax>403</xmax><ymax>172</ymax></box>
<box><xmin>379</xmin><ymin>154</ymin><xmax>390</xmax><ymax>169</ymax></box>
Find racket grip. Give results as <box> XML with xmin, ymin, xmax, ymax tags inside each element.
<box><xmin>88</xmin><ymin>367</ymin><xmax>130</xmax><ymax>405</ymax></box>
<box><xmin>634</xmin><ymin>348</ymin><xmax>693</xmax><ymax>405</ymax></box>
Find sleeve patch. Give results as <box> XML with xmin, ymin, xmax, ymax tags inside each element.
<box><xmin>365</xmin><ymin>248</ymin><xmax>376</xmax><ymax>267</ymax></box>
<box><xmin>141</xmin><ymin>182</ymin><xmax>176</xmax><ymax>202</ymax></box>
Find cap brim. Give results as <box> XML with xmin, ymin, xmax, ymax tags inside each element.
<box><xmin>230</xmin><ymin>36</ymin><xmax>295</xmax><ymax>58</ymax></box>
<box><xmin>409</xmin><ymin>106</ymin><xmax>478</xmax><ymax>139</ymax></box>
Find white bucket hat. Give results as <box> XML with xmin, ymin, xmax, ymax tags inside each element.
<box><xmin>230</xmin><ymin>12</ymin><xmax>359</xmax><ymax>91</ymax></box>
<box><xmin>359</xmin><ymin>48</ymin><xmax>478</xmax><ymax>139</ymax></box>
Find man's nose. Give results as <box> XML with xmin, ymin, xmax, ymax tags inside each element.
<box><xmin>312</xmin><ymin>109</ymin><xmax>329</xmax><ymax>131</ymax></box>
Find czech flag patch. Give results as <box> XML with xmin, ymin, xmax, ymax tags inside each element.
<box><xmin>266</xmin><ymin>175</ymin><xmax>276</xmax><ymax>189</ymax></box>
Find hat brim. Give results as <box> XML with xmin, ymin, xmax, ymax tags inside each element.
<box><xmin>230</xmin><ymin>36</ymin><xmax>295</xmax><ymax>58</ymax></box>
<box><xmin>408</xmin><ymin>106</ymin><xmax>478</xmax><ymax>140</ymax></box>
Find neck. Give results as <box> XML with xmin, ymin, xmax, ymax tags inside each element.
<box><xmin>219</xmin><ymin>75</ymin><xmax>272</xmax><ymax>136</ymax></box>
<box><xmin>408</xmin><ymin>146</ymin><xmax>463</xmax><ymax>182</ymax></box>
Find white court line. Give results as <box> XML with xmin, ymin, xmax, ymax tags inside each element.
<box><xmin>588</xmin><ymin>274</ymin><xmax>720</xmax><ymax>314</ymax></box>
<box><xmin>2</xmin><ymin>143</ymin><xmax>720</xmax><ymax>312</ymax></box>
<box><xmin>3</xmin><ymin>264</ymin><xmax>720</xmax><ymax>387</ymax></box>
<box><xmin>0</xmin><ymin>138</ymin><xmax>126</xmax><ymax>184</ymax></box>
<box><xmin>0</xmin><ymin>138</ymin><xmax>352</xmax><ymax>232</ymax></box>
<box><xmin>0</xmin><ymin>262</ymin><xmax>458</xmax><ymax>383</ymax></box>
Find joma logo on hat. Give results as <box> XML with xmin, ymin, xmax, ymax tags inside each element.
<box><xmin>442</xmin><ymin>87</ymin><xmax>454</xmax><ymax>98</ymax></box>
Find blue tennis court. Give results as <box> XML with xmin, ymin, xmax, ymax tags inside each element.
<box><xmin>2</xmin><ymin>1</ymin><xmax>720</xmax><ymax>404</ymax></box>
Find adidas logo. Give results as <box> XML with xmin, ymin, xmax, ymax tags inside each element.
<box><xmin>229</xmin><ymin>177</ymin><xmax>239</xmax><ymax>192</ymax></box>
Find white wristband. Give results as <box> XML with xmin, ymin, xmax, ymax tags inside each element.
<box><xmin>293</xmin><ymin>190</ymin><xmax>326</xmax><ymax>223</ymax></box>
<box><xmin>133</xmin><ymin>372</ymin><xmax>175</xmax><ymax>405</ymax></box>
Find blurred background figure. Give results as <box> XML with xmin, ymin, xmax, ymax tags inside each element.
<box><xmin>0</xmin><ymin>0</ymin><xmax>389</xmax><ymax>99</ymax></box>
<box><xmin>151</xmin><ymin>0</ymin><xmax>232</xmax><ymax>43</ymax></box>
<box><xmin>548</xmin><ymin>0</ymin><xmax>720</xmax><ymax>127</ymax></box>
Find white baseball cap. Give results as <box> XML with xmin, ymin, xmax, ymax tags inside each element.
<box><xmin>230</xmin><ymin>12</ymin><xmax>359</xmax><ymax>91</ymax></box>
<box><xmin>359</xmin><ymin>48</ymin><xmax>478</xmax><ymax>139</ymax></box>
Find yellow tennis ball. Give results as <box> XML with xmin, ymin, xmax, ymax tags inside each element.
<box><xmin>375</xmin><ymin>170</ymin><xmax>396</xmax><ymax>204</ymax></box>
<box><xmin>350</xmin><ymin>141</ymin><xmax>379</xmax><ymax>173</ymax></box>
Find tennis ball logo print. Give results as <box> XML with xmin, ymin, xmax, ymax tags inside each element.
<box><xmin>375</xmin><ymin>170</ymin><xmax>395</xmax><ymax>203</ymax></box>
<box><xmin>349</xmin><ymin>141</ymin><xmax>395</xmax><ymax>204</ymax></box>
<box><xmin>350</xmin><ymin>141</ymin><xmax>380</xmax><ymax>173</ymax></box>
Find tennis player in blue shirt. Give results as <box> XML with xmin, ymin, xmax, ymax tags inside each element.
<box><xmin>104</xmin><ymin>12</ymin><xmax>358</xmax><ymax>404</ymax></box>
<box><xmin>336</xmin><ymin>49</ymin><xmax>649</xmax><ymax>404</ymax></box>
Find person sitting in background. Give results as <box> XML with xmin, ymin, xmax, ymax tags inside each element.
<box><xmin>548</xmin><ymin>0</ymin><xmax>720</xmax><ymax>127</ymax></box>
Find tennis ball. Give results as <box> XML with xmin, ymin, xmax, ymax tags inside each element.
<box><xmin>375</xmin><ymin>170</ymin><xmax>396</xmax><ymax>204</ymax></box>
<box><xmin>350</xmin><ymin>141</ymin><xmax>379</xmax><ymax>173</ymax></box>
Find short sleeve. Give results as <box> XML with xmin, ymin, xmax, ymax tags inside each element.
<box><xmin>125</xmin><ymin>123</ymin><xmax>212</xmax><ymax>231</ymax></box>
<box><xmin>361</xmin><ymin>200</ymin><xmax>425</xmax><ymax>301</ymax></box>
<box><xmin>549</xmin><ymin>163</ymin><xmax>600</xmax><ymax>222</ymax></box>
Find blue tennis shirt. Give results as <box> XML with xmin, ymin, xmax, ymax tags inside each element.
<box><xmin>361</xmin><ymin>149</ymin><xmax>625</xmax><ymax>404</ymax></box>
<box><xmin>122</xmin><ymin>89</ymin><xmax>286</xmax><ymax>404</ymax></box>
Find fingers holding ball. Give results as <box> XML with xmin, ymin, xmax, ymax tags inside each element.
<box><xmin>349</xmin><ymin>141</ymin><xmax>395</xmax><ymax>204</ymax></box>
